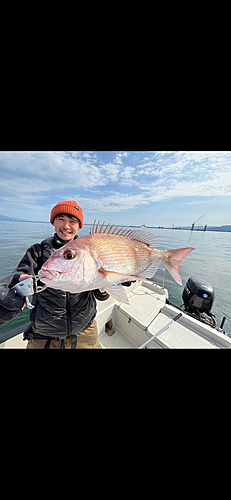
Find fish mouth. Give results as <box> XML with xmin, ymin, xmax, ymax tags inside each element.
<box><xmin>38</xmin><ymin>270</ymin><xmax>61</xmax><ymax>280</ymax></box>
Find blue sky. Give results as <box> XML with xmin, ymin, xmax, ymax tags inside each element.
<box><xmin>0</xmin><ymin>151</ymin><xmax>230</xmax><ymax>226</ymax></box>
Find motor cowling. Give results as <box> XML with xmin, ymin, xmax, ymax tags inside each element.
<box><xmin>182</xmin><ymin>276</ymin><xmax>214</xmax><ymax>314</ymax></box>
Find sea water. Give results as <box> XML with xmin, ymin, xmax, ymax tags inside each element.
<box><xmin>0</xmin><ymin>221</ymin><xmax>230</xmax><ymax>337</ymax></box>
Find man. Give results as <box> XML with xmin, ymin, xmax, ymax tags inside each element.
<box><xmin>10</xmin><ymin>200</ymin><xmax>110</xmax><ymax>349</ymax></box>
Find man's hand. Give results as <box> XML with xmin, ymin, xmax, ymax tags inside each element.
<box><xmin>19</xmin><ymin>274</ymin><xmax>33</xmax><ymax>282</ymax></box>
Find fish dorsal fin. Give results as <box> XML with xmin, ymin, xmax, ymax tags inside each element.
<box><xmin>90</xmin><ymin>220</ymin><xmax>159</xmax><ymax>247</ymax></box>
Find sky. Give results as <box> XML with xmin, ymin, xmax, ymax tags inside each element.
<box><xmin>0</xmin><ymin>151</ymin><xmax>231</xmax><ymax>227</ymax></box>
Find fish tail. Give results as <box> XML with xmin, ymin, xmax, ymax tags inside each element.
<box><xmin>163</xmin><ymin>247</ymin><xmax>195</xmax><ymax>285</ymax></box>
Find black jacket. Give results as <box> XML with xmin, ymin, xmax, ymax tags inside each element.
<box><xmin>10</xmin><ymin>233</ymin><xmax>109</xmax><ymax>340</ymax></box>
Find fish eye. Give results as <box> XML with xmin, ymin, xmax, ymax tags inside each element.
<box><xmin>63</xmin><ymin>249</ymin><xmax>76</xmax><ymax>260</ymax></box>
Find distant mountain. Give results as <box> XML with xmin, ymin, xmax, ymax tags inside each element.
<box><xmin>171</xmin><ymin>225</ymin><xmax>231</xmax><ymax>232</ymax></box>
<box><xmin>0</xmin><ymin>214</ymin><xmax>29</xmax><ymax>222</ymax></box>
<box><xmin>207</xmin><ymin>225</ymin><xmax>231</xmax><ymax>232</ymax></box>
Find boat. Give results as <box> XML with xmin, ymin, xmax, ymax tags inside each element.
<box><xmin>0</xmin><ymin>273</ymin><xmax>230</xmax><ymax>348</ymax></box>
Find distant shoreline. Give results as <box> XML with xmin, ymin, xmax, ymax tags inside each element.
<box><xmin>2</xmin><ymin>220</ymin><xmax>230</xmax><ymax>232</ymax></box>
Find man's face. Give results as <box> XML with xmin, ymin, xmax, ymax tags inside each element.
<box><xmin>53</xmin><ymin>214</ymin><xmax>80</xmax><ymax>243</ymax></box>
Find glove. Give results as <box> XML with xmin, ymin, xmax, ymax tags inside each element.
<box><xmin>0</xmin><ymin>274</ymin><xmax>25</xmax><ymax>326</ymax></box>
<box><xmin>93</xmin><ymin>289</ymin><xmax>110</xmax><ymax>301</ymax></box>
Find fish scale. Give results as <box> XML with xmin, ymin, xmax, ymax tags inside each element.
<box><xmin>89</xmin><ymin>234</ymin><xmax>152</xmax><ymax>274</ymax></box>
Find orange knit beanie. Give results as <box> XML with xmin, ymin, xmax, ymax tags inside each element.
<box><xmin>50</xmin><ymin>200</ymin><xmax>84</xmax><ymax>228</ymax></box>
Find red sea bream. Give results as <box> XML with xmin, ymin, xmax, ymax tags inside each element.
<box><xmin>38</xmin><ymin>221</ymin><xmax>195</xmax><ymax>304</ymax></box>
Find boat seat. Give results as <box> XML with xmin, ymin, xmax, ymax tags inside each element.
<box><xmin>118</xmin><ymin>284</ymin><xmax>167</xmax><ymax>329</ymax></box>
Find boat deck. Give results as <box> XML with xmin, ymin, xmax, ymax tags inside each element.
<box><xmin>99</xmin><ymin>329</ymin><xmax>137</xmax><ymax>348</ymax></box>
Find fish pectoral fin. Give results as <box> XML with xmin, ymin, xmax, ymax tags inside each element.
<box><xmin>99</xmin><ymin>268</ymin><xmax>142</xmax><ymax>304</ymax></box>
<box><xmin>104</xmin><ymin>283</ymin><xmax>130</xmax><ymax>304</ymax></box>
<box><xmin>99</xmin><ymin>268</ymin><xmax>141</xmax><ymax>284</ymax></box>
<box><xmin>98</xmin><ymin>268</ymin><xmax>154</xmax><ymax>303</ymax></box>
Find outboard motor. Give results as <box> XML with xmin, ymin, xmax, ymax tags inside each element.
<box><xmin>182</xmin><ymin>276</ymin><xmax>227</xmax><ymax>334</ymax></box>
<box><xmin>182</xmin><ymin>276</ymin><xmax>214</xmax><ymax>315</ymax></box>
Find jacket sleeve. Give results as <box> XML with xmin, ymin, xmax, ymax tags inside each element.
<box><xmin>10</xmin><ymin>243</ymin><xmax>42</xmax><ymax>286</ymax></box>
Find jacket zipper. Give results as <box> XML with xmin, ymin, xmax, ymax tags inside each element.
<box><xmin>66</xmin><ymin>292</ymin><xmax>72</xmax><ymax>337</ymax></box>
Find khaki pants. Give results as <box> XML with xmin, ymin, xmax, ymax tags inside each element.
<box><xmin>26</xmin><ymin>320</ymin><xmax>102</xmax><ymax>349</ymax></box>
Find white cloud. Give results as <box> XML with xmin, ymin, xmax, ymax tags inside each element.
<box><xmin>76</xmin><ymin>192</ymin><xmax>149</xmax><ymax>213</ymax></box>
<box><xmin>0</xmin><ymin>152</ymin><xmax>106</xmax><ymax>195</ymax></box>
<box><xmin>114</xmin><ymin>152</ymin><xmax>130</xmax><ymax>164</ymax></box>
<box><xmin>120</xmin><ymin>166</ymin><xmax>135</xmax><ymax>179</ymax></box>
<box><xmin>100</xmin><ymin>162</ymin><xmax>121</xmax><ymax>182</ymax></box>
<box><xmin>0</xmin><ymin>151</ymin><xmax>231</xmax><ymax>219</ymax></box>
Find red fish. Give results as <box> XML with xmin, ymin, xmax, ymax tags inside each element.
<box><xmin>39</xmin><ymin>221</ymin><xmax>195</xmax><ymax>304</ymax></box>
